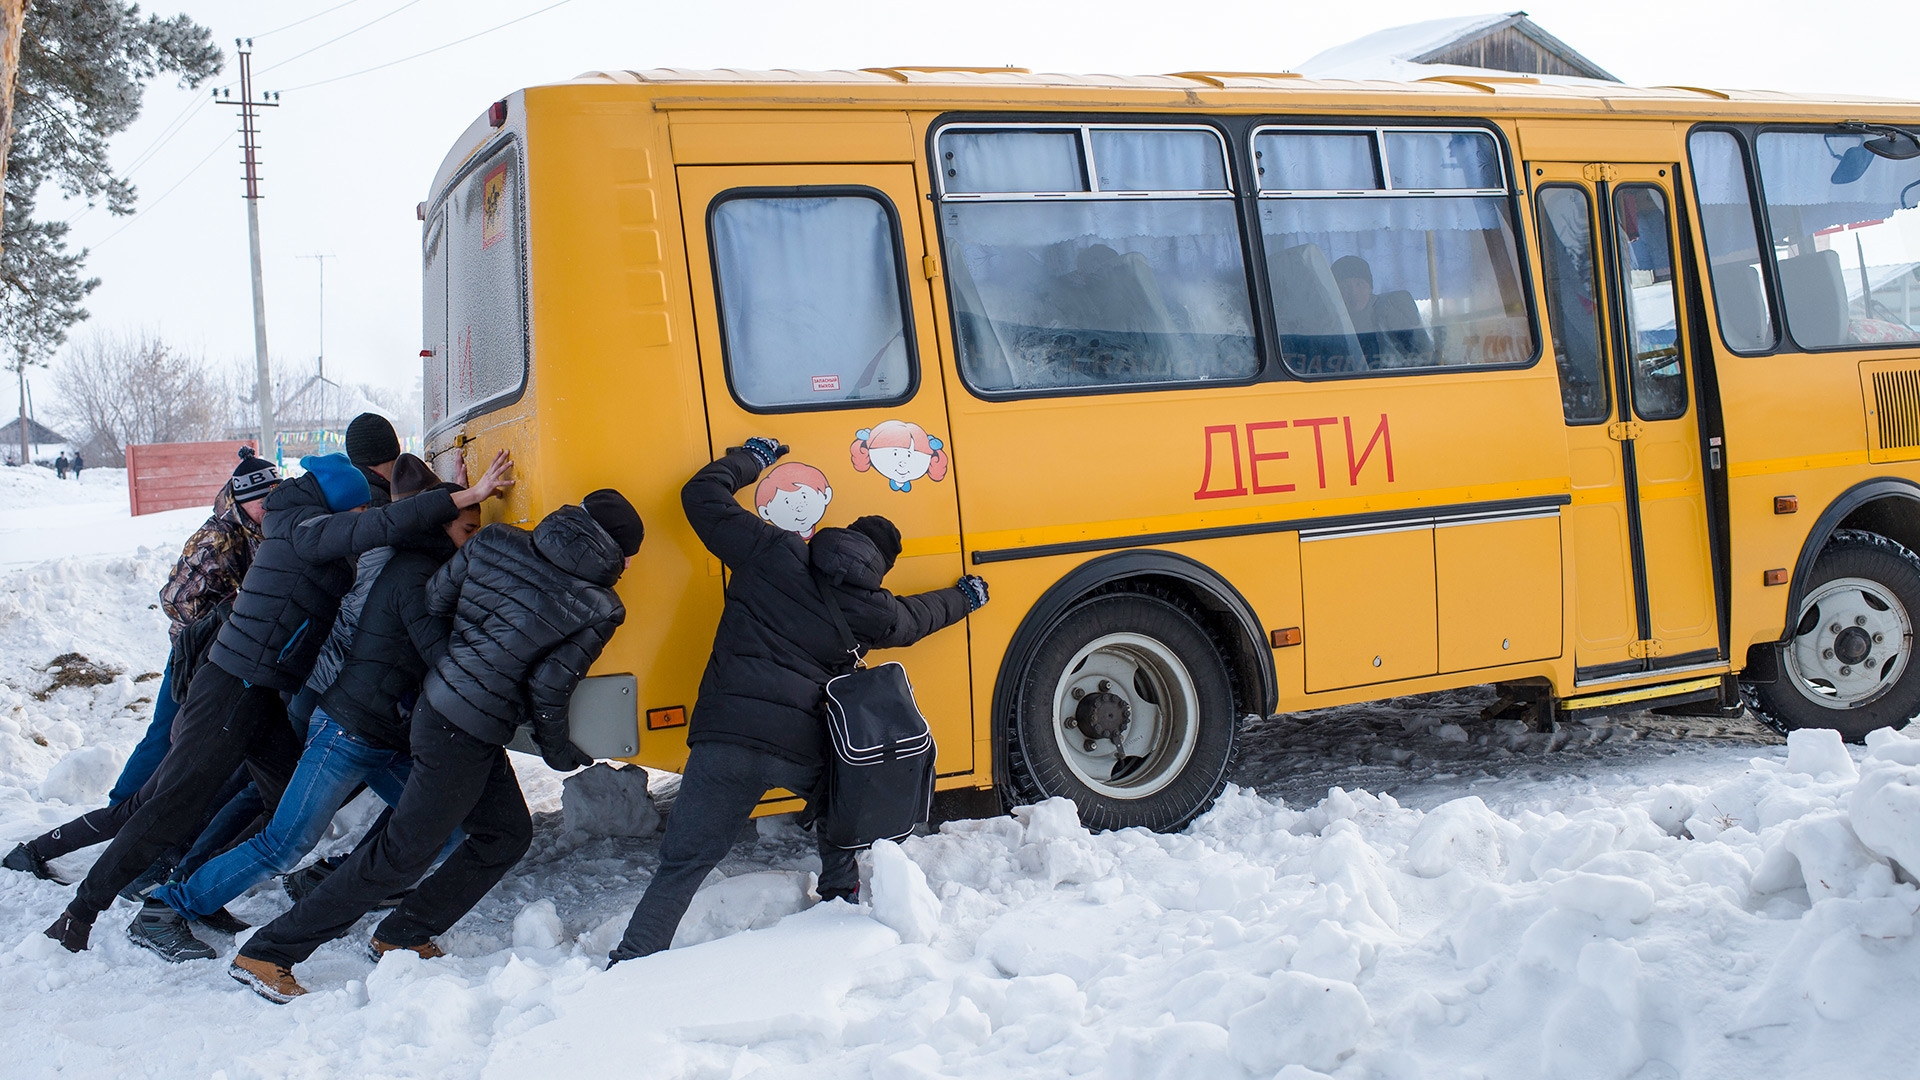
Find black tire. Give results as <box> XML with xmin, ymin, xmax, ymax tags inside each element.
<box><xmin>1005</xmin><ymin>592</ymin><xmax>1238</xmax><ymax>832</ymax></box>
<box><xmin>1756</xmin><ymin>531</ymin><xmax>1920</xmax><ymax>741</ymax></box>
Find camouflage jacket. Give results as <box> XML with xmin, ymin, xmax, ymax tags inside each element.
<box><xmin>158</xmin><ymin>483</ymin><xmax>264</xmax><ymax>645</ymax></box>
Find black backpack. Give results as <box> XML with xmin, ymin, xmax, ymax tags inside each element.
<box><xmin>813</xmin><ymin>573</ymin><xmax>936</xmax><ymax>850</ymax></box>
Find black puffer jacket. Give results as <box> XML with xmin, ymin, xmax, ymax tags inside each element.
<box><xmin>684</xmin><ymin>450</ymin><xmax>971</xmax><ymax>767</ymax></box>
<box><xmin>421</xmin><ymin>506</ymin><xmax>627</xmax><ymax>746</ymax></box>
<box><xmin>209</xmin><ymin>472</ymin><xmax>459</xmax><ymax>693</ymax></box>
<box><xmin>319</xmin><ymin>527</ymin><xmax>457</xmax><ymax>751</ymax></box>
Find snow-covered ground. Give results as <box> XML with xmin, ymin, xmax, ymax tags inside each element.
<box><xmin>4</xmin><ymin>466</ymin><xmax>1920</xmax><ymax>1079</ymax></box>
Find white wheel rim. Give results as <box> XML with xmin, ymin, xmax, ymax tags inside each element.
<box><xmin>1049</xmin><ymin>632</ymin><xmax>1201</xmax><ymax>799</ymax></box>
<box><xmin>1783</xmin><ymin>575</ymin><xmax>1913</xmax><ymax>710</ymax></box>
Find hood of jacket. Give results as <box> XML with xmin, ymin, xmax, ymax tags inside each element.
<box><xmin>259</xmin><ymin>472</ymin><xmax>332</xmax><ymax>540</ymax></box>
<box><xmin>532</xmin><ymin>504</ymin><xmax>625</xmax><ymax>588</ymax></box>
<box><xmin>807</xmin><ymin>526</ymin><xmax>887</xmax><ymax>590</ymax></box>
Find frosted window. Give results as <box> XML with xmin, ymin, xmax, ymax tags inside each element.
<box><xmin>942</xmin><ymin>200</ymin><xmax>1257</xmax><ymax>392</ymax></box>
<box><xmin>1090</xmin><ymin>129</ymin><xmax>1229</xmax><ymax>192</ymax></box>
<box><xmin>1254</xmin><ymin>133</ymin><xmax>1380</xmax><ymax>192</ymax></box>
<box><xmin>1384</xmin><ymin>131</ymin><xmax>1503</xmax><ymax>190</ymax></box>
<box><xmin>442</xmin><ymin>148</ymin><xmax>527</xmax><ymax>421</ymax></box>
<box><xmin>1687</xmin><ymin>130</ymin><xmax>1777</xmax><ymax>352</ymax></box>
<box><xmin>711</xmin><ymin>194</ymin><xmax>912</xmax><ymax>410</ymax></box>
<box><xmin>940</xmin><ymin>131</ymin><xmax>1086</xmax><ymax>194</ymax></box>
<box><xmin>422</xmin><ymin>213</ymin><xmax>449</xmax><ymax>430</ymax></box>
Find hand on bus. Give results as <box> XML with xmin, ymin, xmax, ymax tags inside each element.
<box><xmin>957</xmin><ymin>575</ymin><xmax>990</xmax><ymax>612</ymax></box>
<box><xmin>453</xmin><ymin>449</ymin><xmax>515</xmax><ymax>508</ymax></box>
<box><xmin>733</xmin><ymin>437</ymin><xmax>789</xmax><ymax>471</ymax></box>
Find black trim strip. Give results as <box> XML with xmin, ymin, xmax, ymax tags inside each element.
<box><xmin>1651</xmin><ymin>647</ymin><xmax>1721</xmax><ymax>670</ymax></box>
<box><xmin>969</xmin><ymin>493</ymin><xmax>1571</xmax><ymax>565</ymax></box>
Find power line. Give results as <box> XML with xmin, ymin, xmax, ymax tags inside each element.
<box><xmin>63</xmin><ymin>90</ymin><xmax>213</xmax><ymax>226</ymax></box>
<box><xmin>281</xmin><ymin>0</ymin><xmax>577</xmax><ymax>92</ymax></box>
<box><xmin>87</xmin><ymin>131</ymin><xmax>232</xmax><ymax>248</ymax></box>
<box><xmin>255</xmin><ymin>0</ymin><xmax>374</xmax><ymax>40</ymax></box>
<box><xmin>257</xmin><ymin>0</ymin><xmax>427</xmax><ymax>77</ymax></box>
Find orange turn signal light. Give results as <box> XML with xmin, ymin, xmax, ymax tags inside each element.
<box><xmin>1774</xmin><ymin>495</ymin><xmax>1798</xmax><ymax>515</ymax></box>
<box><xmin>646</xmin><ymin>705</ymin><xmax>687</xmax><ymax>730</ymax></box>
<box><xmin>1270</xmin><ymin>627</ymin><xmax>1302</xmax><ymax>648</ymax></box>
<box><xmin>1764</xmin><ymin>568</ymin><xmax>1789</xmax><ymax>587</ymax></box>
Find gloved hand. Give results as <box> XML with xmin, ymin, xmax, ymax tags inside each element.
<box><xmin>532</xmin><ymin>712</ymin><xmax>594</xmax><ymax>772</ymax></box>
<box><xmin>731</xmin><ymin>437</ymin><xmax>789</xmax><ymax>471</ymax></box>
<box><xmin>956</xmin><ymin>574</ymin><xmax>990</xmax><ymax>612</ymax></box>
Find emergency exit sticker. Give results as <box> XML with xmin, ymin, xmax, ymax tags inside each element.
<box><xmin>480</xmin><ymin>163</ymin><xmax>508</xmax><ymax>250</ymax></box>
<box><xmin>811</xmin><ymin>374</ymin><xmax>841</xmax><ymax>392</ymax></box>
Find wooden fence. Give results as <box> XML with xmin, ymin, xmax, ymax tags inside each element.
<box><xmin>126</xmin><ymin>440</ymin><xmax>257</xmax><ymax>517</ymax></box>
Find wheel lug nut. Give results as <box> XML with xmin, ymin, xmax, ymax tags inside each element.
<box><xmin>1856</xmin><ymin>616</ymin><xmax>1869</xmax><ymax>626</ymax></box>
<box><xmin>1841</xmin><ymin>665</ymin><xmax>1853</xmax><ymax>676</ymax></box>
<box><xmin>1098</xmin><ymin>680</ymin><xmax>1110</xmax><ymax>692</ymax></box>
<box><xmin>1824</xmin><ymin>648</ymin><xmax>1835</xmax><ymax>659</ymax></box>
<box><xmin>1071</xmin><ymin>688</ymin><xmax>1084</xmax><ymax>700</ymax></box>
<box><xmin>1083</xmin><ymin>739</ymin><xmax>1098</xmax><ymax>752</ymax></box>
<box><xmin>1830</xmin><ymin>623</ymin><xmax>1844</xmax><ymax>634</ymax></box>
<box><xmin>1064</xmin><ymin>718</ymin><xmax>1077</xmax><ymax>729</ymax></box>
<box><xmin>1875</xmin><ymin>633</ymin><xmax>1886</xmax><ymax>643</ymax></box>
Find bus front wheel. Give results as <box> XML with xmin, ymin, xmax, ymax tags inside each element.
<box><xmin>1757</xmin><ymin>531</ymin><xmax>1920</xmax><ymax>741</ymax></box>
<box><xmin>1006</xmin><ymin>592</ymin><xmax>1238</xmax><ymax>832</ymax></box>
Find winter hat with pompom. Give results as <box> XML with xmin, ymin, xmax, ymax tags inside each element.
<box><xmin>230</xmin><ymin>448</ymin><xmax>281</xmax><ymax>504</ymax></box>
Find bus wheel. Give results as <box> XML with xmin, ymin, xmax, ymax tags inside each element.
<box><xmin>1008</xmin><ymin>592</ymin><xmax>1237</xmax><ymax>832</ymax></box>
<box><xmin>1758</xmin><ymin>532</ymin><xmax>1920</xmax><ymax>741</ymax></box>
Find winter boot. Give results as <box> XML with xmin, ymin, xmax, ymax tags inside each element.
<box><xmin>282</xmin><ymin>855</ymin><xmax>344</xmax><ymax>902</ymax></box>
<box><xmin>43</xmin><ymin>907</ymin><xmax>95</xmax><ymax>953</ymax></box>
<box><xmin>118</xmin><ymin>856</ymin><xmax>177</xmax><ymax>904</ymax></box>
<box><xmin>126</xmin><ymin>898</ymin><xmax>216</xmax><ymax>962</ymax></box>
<box><xmin>194</xmin><ymin>907</ymin><xmax>251</xmax><ymax>935</ymax></box>
<box><xmin>230</xmin><ymin>955</ymin><xmax>306</xmax><ymax>1003</ymax></box>
<box><xmin>369</xmin><ymin>938</ymin><xmax>446</xmax><ymax>961</ymax></box>
<box><xmin>3</xmin><ymin>842</ymin><xmax>63</xmax><ymax>883</ymax></box>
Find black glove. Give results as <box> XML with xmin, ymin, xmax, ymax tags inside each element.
<box><xmin>730</xmin><ymin>437</ymin><xmax>789</xmax><ymax>471</ymax></box>
<box><xmin>532</xmin><ymin>711</ymin><xmax>593</xmax><ymax>771</ymax></box>
<box><xmin>956</xmin><ymin>575</ymin><xmax>990</xmax><ymax>612</ymax></box>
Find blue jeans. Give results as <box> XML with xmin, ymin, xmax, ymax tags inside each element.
<box><xmin>110</xmin><ymin>656</ymin><xmax>181</xmax><ymax>805</ymax></box>
<box><xmin>153</xmin><ymin>709</ymin><xmax>412</xmax><ymax>920</ymax></box>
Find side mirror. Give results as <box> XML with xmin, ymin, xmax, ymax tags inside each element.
<box><xmin>1865</xmin><ymin>130</ymin><xmax>1920</xmax><ymax>161</ymax></box>
<box><xmin>1832</xmin><ymin>145</ymin><xmax>1874</xmax><ymax>185</ymax></box>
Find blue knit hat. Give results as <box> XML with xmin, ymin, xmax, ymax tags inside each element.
<box><xmin>300</xmin><ymin>453</ymin><xmax>372</xmax><ymax>511</ymax></box>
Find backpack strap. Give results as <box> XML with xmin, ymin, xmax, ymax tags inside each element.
<box><xmin>810</xmin><ymin>567</ymin><xmax>865</xmax><ymax>670</ymax></box>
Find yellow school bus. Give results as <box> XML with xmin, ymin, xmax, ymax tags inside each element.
<box><xmin>419</xmin><ymin>67</ymin><xmax>1920</xmax><ymax>830</ymax></box>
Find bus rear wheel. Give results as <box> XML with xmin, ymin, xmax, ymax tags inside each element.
<box><xmin>1757</xmin><ymin>532</ymin><xmax>1920</xmax><ymax>741</ymax></box>
<box><xmin>1006</xmin><ymin>592</ymin><xmax>1237</xmax><ymax>832</ymax></box>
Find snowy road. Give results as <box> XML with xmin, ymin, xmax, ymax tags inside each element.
<box><xmin>3</xmin><ymin>465</ymin><xmax>1919</xmax><ymax>1079</ymax></box>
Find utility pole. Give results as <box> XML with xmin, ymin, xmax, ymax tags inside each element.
<box><xmin>297</xmin><ymin>253</ymin><xmax>335</xmax><ymax>383</ymax></box>
<box><xmin>218</xmin><ymin>41</ymin><xmax>279</xmax><ymax>462</ymax></box>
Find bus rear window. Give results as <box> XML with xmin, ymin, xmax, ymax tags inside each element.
<box><xmin>425</xmin><ymin>144</ymin><xmax>527</xmax><ymax>432</ymax></box>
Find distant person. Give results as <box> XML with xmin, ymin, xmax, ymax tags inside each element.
<box><xmin>1331</xmin><ymin>255</ymin><xmax>1433</xmax><ymax>367</ymax></box>
<box><xmin>607</xmin><ymin>438</ymin><xmax>983</xmax><ymax>967</ymax></box>
<box><xmin>54</xmin><ymin>452</ymin><xmax>68</xmax><ymax>479</ymax></box>
<box><xmin>232</xmin><ymin>488</ymin><xmax>635</xmax><ymax>1002</ymax></box>
<box><xmin>346</xmin><ymin>413</ymin><xmax>402</xmax><ymax>508</ymax></box>
<box><xmin>39</xmin><ymin>449</ymin><xmax>514</xmax><ymax>955</ymax></box>
<box><xmin>6</xmin><ymin>451</ymin><xmax>281</xmax><ymax>908</ymax></box>
<box><xmin>71</xmin><ymin>451</ymin><xmax>83</xmax><ymax>477</ymax></box>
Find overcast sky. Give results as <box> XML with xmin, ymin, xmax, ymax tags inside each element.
<box><xmin>38</xmin><ymin>0</ymin><xmax>1918</xmax><ymax>399</ymax></box>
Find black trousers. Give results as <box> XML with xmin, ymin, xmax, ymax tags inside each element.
<box><xmin>611</xmin><ymin>740</ymin><xmax>858</xmax><ymax>962</ymax></box>
<box><xmin>70</xmin><ymin>664</ymin><xmax>301</xmax><ymax>918</ymax></box>
<box><xmin>239</xmin><ymin>700</ymin><xmax>531</xmax><ymax>967</ymax></box>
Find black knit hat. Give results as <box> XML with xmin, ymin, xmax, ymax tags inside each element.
<box><xmin>231</xmin><ymin>447</ymin><xmax>281</xmax><ymax>504</ymax></box>
<box><xmin>344</xmin><ymin>413</ymin><xmax>401</xmax><ymax>467</ymax></box>
<box><xmin>582</xmin><ymin>488</ymin><xmax>644</xmax><ymax>557</ymax></box>
<box><xmin>848</xmin><ymin>515</ymin><xmax>902</xmax><ymax>572</ymax></box>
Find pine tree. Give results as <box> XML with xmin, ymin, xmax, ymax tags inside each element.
<box><xmin>6</xmin><ymin>1</ymin><xmax>220</xmax><ymax>463</ymax></box>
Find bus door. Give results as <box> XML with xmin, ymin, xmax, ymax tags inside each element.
<box><xmin>1531</xmin><ymin>163</ymin><xmax>1719</xmax><ymax>680</ymax></box>
<box><xmin>676</xmin><ymin>164</ymin><xmax>974</xmax><ymax>776</ymax></box>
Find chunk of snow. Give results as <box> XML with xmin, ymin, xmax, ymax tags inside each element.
<box><xmin>867</xmin><ymin>838</ymin><xmax>941</xmax><ymax>944</ymax></box>
<box><xmin>512</xmin><ymin>899</ymin><xmax>564</xmax><ymax>950</ymax></box>
<box><xmin>37</xmin><ymin>743</ymin><xmax>121</xmax><ymax>804</ymax></box>
<box><xmin>1226</xmin><ymin>970</ymin><xmax>1372</xmax><ymax>1073</ymax></box>
<box><xmin>1549</xmin><ymin>873</ymin><xmax>1656</xmax><ymax>923</ymax></box>
<box><xmin>1405</xmin><ymin>796</ymin><xmax>1516</xmax><ymax>877</ymax></box>
<box><xmin>1787</xmin><ymin>728</ymin><xmax>1858</xmax><ymax>781</ymax></box>
<box><xmin>560</xmin><ymin>762</ymin><xmax>658</xmax><ymax>837</ymax></box>
<box><xmin>671</xmin><ymin>870</ymin><xmax>813</xmax><ymax>949</ymax></box>
<box><xmin>1850</xmin><ymin>742</ymin><xmax>1920</xmax><ymax>876</ymax></box>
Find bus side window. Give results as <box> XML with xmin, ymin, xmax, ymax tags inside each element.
<box><xmin>1536</xmin><ymin>185</ymin><xmax>1610</xmax><ymax>423</ymax></box>
<box><xmin>1687</xmin><ymin>130</ymin><xmax>1777</xmax><ymax>353</ymax></box>
<box><xmin>709</xmin><ymin>192</ymin><xmax>915</xmax><ymax>411</ymax></box>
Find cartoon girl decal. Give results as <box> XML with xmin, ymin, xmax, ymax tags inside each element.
<box><xmin>754</xmin><ymin>461</ymin><xmax>833</xmax><ymax>538</ymax></box>
<box><xmin>850</xmin><ymin>420</ymin><xmax>949</xmax><ymax>493</ymax></box>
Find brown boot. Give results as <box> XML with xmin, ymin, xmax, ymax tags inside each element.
<box><xmin>369</xmin><ymin>938</ymin><xmax>446</xmax><ymax>961</ymax></box>
<box><xmin>230</xmin><ymin>955</ymin><xmax>307</xmax><ymax>1003</ymax></box>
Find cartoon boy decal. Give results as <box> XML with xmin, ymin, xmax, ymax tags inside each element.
<box><xmin>754</xmin><ymin>461</ymin><xmax>833</xmax><ymax>538</ymax></box>
<box><xmin>851</xmin><ymin>420</ymin><xmax>949</xmax><ymax>493</ymax></box>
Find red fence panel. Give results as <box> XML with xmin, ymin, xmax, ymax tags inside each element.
<box><xmin>127</xmin><ymin>441</ymin><xmax>257</xmax><ymax>517</ymax></box>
